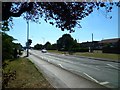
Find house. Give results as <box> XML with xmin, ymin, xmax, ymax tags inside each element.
<box><xmin>80</xmin><ymin>41</ymin><xmax>100</xmax><ymax>50</ymax></box>
<box><xmin>99</xmin><ymin>38</ymin><xmax>120</xmax><ymax>54</ymax></box>
<box><xmin>99</xmin><ymin>38</ymin><xmax>120</xmax><ymax>48</ymax></box>
<box><xmin>79</xmin><ymin>38</ymin><xmax>120</xmax><ymax>54</ymax></box>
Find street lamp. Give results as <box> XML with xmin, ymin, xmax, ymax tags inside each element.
<box><xmin>26</xmin><ymin>20</ymin><xmax>29</xmax><ymax>57</ymax></box>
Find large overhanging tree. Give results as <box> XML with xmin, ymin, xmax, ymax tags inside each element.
<box><xmin>2</xmin><ymin>2</ymin><xmax>120</xmax><ymax>32</ymax></box>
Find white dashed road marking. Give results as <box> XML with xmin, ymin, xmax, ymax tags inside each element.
<box><xmin>100</xmin><ymin>81</ymin><xmax>109</xmax><ymax>85</ymax></box>
<box><xmin>83</xmin><ymin>73</ymin><xmax>110</xmax><ymax>85</ymax></box>
<box><xmin>107</xmin><ymin>64</ymin><xmax>118</xmax><ymax>70</ymax></box>
<box><xmin>83</xmin><ymin>72</ymin><xmax>99</xmax><ymax>83</ymax></box>
<box><xmin>58</xmin><ymin>64</ymin><xmax>64</xmax><ymax>68</ymax></box>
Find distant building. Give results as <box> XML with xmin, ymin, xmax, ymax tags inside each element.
<box><xmin>80</xmin><ymin>41</ymin><xmax>100</xmax><ymax>50</ymax></box>
<box><xmin>99</xmin><ymin>38</ymin><xmax>120</xmax><ymax>48</ymax></box>
<box><xmin>79</xmin><ymin>38</ymin><xmax>120</xmax><ymax>54</ymax></box>
<box><xmin>99</xmin><ymin>38</ymin><xmax>120</xmax><ymax>54</ymax></box>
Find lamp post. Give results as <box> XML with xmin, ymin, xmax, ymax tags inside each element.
<box><xmin>26</xmin><ymin>20</ymin><xmax>29</xmax><ymax>57</ymax></box>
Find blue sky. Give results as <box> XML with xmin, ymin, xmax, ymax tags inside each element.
<box><xmin>7</xmin><ymin>6</ymin><xmax>118</xmax><ymax>47</ymax></box>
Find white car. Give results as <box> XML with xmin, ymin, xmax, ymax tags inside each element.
<box><xmin>41</xmin><ymin>49</ymin><xmax>47</xmax><ymax>53</ymax></box>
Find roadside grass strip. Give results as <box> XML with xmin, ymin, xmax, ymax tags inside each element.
<box><xmin>48</xmin><ymin>50</ymin><xmax>120</xmax><ymax>61</ymax></box>
<box><xmin>3</xmin><ymin>57</ymin><xmax>54</xmax><ymax>88</ymax></box>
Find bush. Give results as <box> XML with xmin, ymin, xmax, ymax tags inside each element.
<box><xmin>102</xmin><ymin>47</ymin><xmax>120</xmax><ymax>54</ymax></box>
<box><xmin>71</xmin><ymin>48</ymin><xmax>89</xmax><ymax>52</ymax></box>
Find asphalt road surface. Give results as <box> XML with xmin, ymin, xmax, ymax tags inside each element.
<box><xmin>29</xmin><ymin>50</ymin><xmax>119</xmax><ymax>88</ymax></box>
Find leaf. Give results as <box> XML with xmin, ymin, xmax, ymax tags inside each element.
<box><xmin>49</xmin><ymin>22</ymin><xmax>54</xmax><ymax>25</ymax></box>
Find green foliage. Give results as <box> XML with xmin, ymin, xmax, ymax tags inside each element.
<box><xmin>103</xmin><ymin>43</ymin><xmax>112</xmax><ymax>48</ymax></box>
<box><xmin>2</xmin><ymin>21</ymin><xmax>10</xmax><ymax>31</ymax></box>
<box><xmin>2</xmin><ymin>18</ymin><xmax>13</xmax><ymax>31</ymax></box>
<box><xmin>57</xmin><ymin>34</ymin><xmax>79</xmax><ymax>51</ymax></box>
<box><xmin>57</xmin><ymin>34</ymin><xmax>89</xmax><ymax>52</ymax></box>
<box><xmin>34</xmin><ymin>44</ymin><xmax>43</xmax><ymax>50</ymax></box>
<box><xmin>102</xmin><ymin>47</ymin><xmax>120</xmax><ymax>54</ymax></box>
<box><xmin>34</xmin><ymin>42</ymin><xmax>57</xmax><ymax>50</ymax></box>
<box><xmin>2</xmin><ymin>32</ymin><xmax>23</xmax><ymax>60</ymax></box>
<box><xmin>2</xmin><ymin>2</ymin><xmax>120</xmax><ymax>32</ymax></box>
<box><xmin>13</xmin><ymin>43</ymin><xmax>22</xmax><ymax>50</ymax></box>
<box><xmin>71</xmin><ymin>48</ymin><xmax>89</xmax><ymax>52</ymax></box>
<box><xmin>2</xmin><ymin>32</ymin><xmax>15</xmax><ymax>60</ymax></box>
<box><xmin>44</xmin><ymin>42</ymin><xmax>57</xmax><ymax>50</ymax></box>
<box><xmin>44</xmin><ymin>42</ymin><xmax>51</xmax><ymax>49</ymax></box>
<box><xmin>51</xmin><ymin>44</ymin><xmax>57</xmax><ymax>50</ymax></box>
<box><xmin>3</xmin><ymin>58</ymin><xmax>53</xmax><ymax>88</ymax></box>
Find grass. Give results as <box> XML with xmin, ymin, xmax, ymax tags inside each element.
<box><xmin>48</xmin><ymin>50</ymin><xmax>120</xmax><ymax>61</ymax></box>
<box><xmin>48</xmin><ymin>50</ymin><xmax>68</xmax><ymax>54</ymax></box>
<box><xmin>3</xmin><ymin>58</ymin><xmax>54</xmax><ymax>88</ymax></box>
<box><xmin>75</xmin><ymin>52</ymin><xmax>120</xmax><ymax>60</ymax></box>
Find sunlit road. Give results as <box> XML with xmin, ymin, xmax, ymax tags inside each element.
<box><xmin>29</xmin><ymin>50</ymin><xmax>119</xmax><ymax>88</ymax></box>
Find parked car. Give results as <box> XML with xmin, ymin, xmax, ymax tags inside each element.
<box><xmin>41</xmin><ymin>49</ymin><xmax>47</xmax><ymax>53</ymax></box>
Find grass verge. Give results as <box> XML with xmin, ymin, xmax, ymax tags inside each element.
<box><xmin>3</xmin><ymin>57</ymin><xmax>54</xmax><ymax>88</ymax></box>
<box><xmin>48</xmin><ymin>50</ymin><xmax>120</xmax><ymax>61</ymax></box>
<box><xmin>48</xmin><ymin>50</ymin><xmax>68</xmax><ymax>54</ymax></box>
<box><xmin>75</xmin><ymin>52</ymin><xmax>120</xmax><ymax>60</ymax></box>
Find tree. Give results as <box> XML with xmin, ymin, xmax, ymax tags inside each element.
<box><xmin>2</xmin><ymin>2</ymin><xmax>120</xmax><ymax>32</ymax></box>
<box><xmin>57</xmin><ymin>34</ymin><xmax>77</xmax><ymax>51</ymax></box>
<box><xmin>51</xmin><ymin>43</ymin><xmax>57</xmax><ymax>50</ymax></box>
<box><xmin>44</xmin><ymin>41</ymin><xmax>52</xmax><ymax>50</ymax></box>
<box><xmin>34</xmin><ymin>44</ymin><xmax>43</xmax><ymax>50</ymax></box>
<box><xmin>13</xmin><ymin>43</ymin><xmax>23</xmax><ymax>50</ymax></box>
<box><xmin>2</xmin><ymin>32</ymin><xmax>16</xmax><ymax>60</ymax></box>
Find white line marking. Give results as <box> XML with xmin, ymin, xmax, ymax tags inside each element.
<box><xmin>79</xmin><ymin>63</ymin><xmax>87</xmax><ymax>66</ymax></box>
<box><xmin>107</xmin><ymin>64</ymin><xmax>118</xmax><ymax>70</ymax></box>
<box><xmin>58</xmin><ymin>64</ymin><xmax>64</xmax><ymax>68</ymax></box>
<box><xmin>95</xmin><ymin>66</ymin><xmax>100</xmax><ymax>70</ymax></box>
<box><xmin>83</xmin><ymin>73</ymin><xmax>99</xmax><ymax>83</ymax></box>
<box><xmin>99</xmin><ymin>81</ymin><xmax>109</xmax><ymax>85</ymax></box>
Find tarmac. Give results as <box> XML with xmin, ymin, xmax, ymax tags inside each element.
<box><xmin>27</xmin><ymin>52</ymin><xmax>109</xmax><ymax>89</ymax></box>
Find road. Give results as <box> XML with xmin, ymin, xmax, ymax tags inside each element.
<box><xmin>29</xmin><ymin>50</ymin><xmax>119</xmax><ymax>88</ymax></box>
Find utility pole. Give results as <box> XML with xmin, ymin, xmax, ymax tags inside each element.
<box><xmin>26</xmin><ymin>20</ymin><xmax>29</xmax><ymax>57</ymax></box>
<box><xmin>92</xmin><ymin>33</ymin><xmax>93</xmax><ymax>42</ymax></box>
